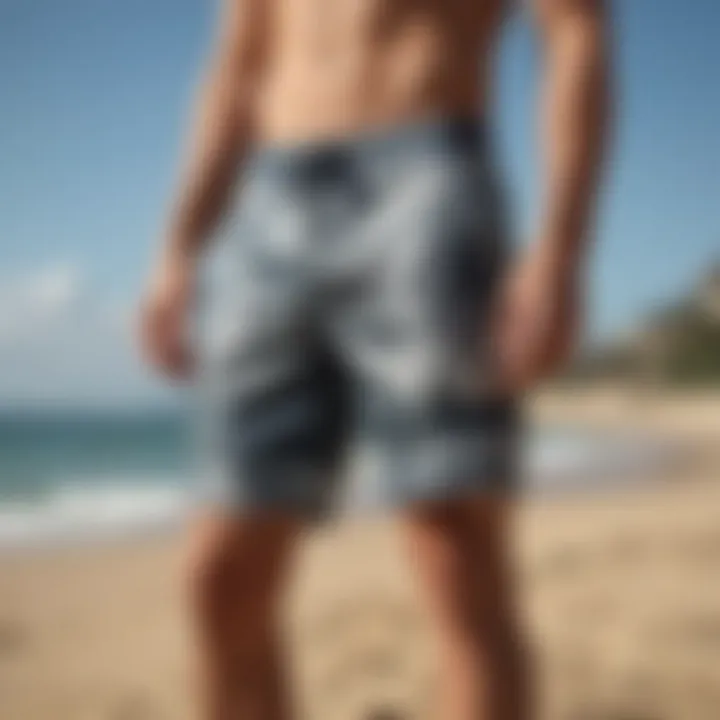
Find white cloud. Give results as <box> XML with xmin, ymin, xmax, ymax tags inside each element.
<box><xmin>0</xmin><ymin>265</ymin><xmax>173</xmax><ymax>408</ymax></box>
<box><xmin>0</xmin><ymin>265</ymin><xmax>84</xmax><ymax>345</ymax></box>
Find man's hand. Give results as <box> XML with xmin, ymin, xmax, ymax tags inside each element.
<box><xmin>491</xmin><ymin>245</ymin><xmax>583</xmax><ymax>393</ymax></box>
<box><xmin>492</xmin><ymin>0</ymin><xmax>610</xmax><ymax>394</ymax></box>
<box><xmin>137</xmin><ymin>0</ymin><xmax>268</xmax><ymax>382</ymax></box>
<box><xmin>139</xmin><ymin>251</ymin><xmax>197</xmax><ymax>380</ymax></box>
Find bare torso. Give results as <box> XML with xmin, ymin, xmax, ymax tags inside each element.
<box><xmin>256</xmin><ymin>0</ymin><xmax>506</xmax><ymax>143</ymax></box>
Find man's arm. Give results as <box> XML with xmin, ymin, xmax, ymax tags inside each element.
<box><xmin>166</xmin><ymin>0</ymin><xmax>268</xmax><ymax>259</ymax></box>
<box><xmin>140</xmin><ymin>0</ymin><xmax>268</xmax><ymax>378</ymax></box>
<box><xmin>494</xmin><ymin>0</ymin><xmax>610</xmax><ymax>391</ymax></box>
<box><xmin>533</xmin><ymin>0</ymin><xmax>610</xmax><ymax>268</ymax></box>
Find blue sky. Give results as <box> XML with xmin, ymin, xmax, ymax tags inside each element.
<box><xmin>1</xmin><ymin>0</ymin><xmax>718</xmax><ymax>406</ymax></box>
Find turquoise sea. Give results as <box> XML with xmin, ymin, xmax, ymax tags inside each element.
<box><xmin>0</xmin><ymin>412</ymin><xmax>192</xmax><ymax>547</ymax></box>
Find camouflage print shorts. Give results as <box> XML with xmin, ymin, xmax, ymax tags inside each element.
<box><xmin>196</xmin><ymin>118</ymin><xmax>521</xmax><ymax>518</ymax></box>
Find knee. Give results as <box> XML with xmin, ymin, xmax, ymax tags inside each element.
<box><xmin>185</xmin><ymin>528</ymin><xmax>244</xmax><ymax>618</ymax></box>
<box><xmin>183</xmin><ymin>516</ymin><xmax>295</xmax><ymax>622</ymax></box>
<box><xmin>406</xmin><ymin>496</ymin><xmax>518</xmax><ymax>624</ymax></box>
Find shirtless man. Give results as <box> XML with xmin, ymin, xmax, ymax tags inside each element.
<box><xmin>140</xmin><ymin>0</ymin><xmax>609</xmax><ymax>717</ymax></box>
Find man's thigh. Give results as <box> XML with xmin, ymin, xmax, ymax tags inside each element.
<box><xmin>329</xmin><ymin>145</ymin><xmax>520</xmax><ymax>509</ymax></box>
<box><xmin>197</xmin><ymin>164</ymin><xmax>352</xmax><ymax>520</ymax></box>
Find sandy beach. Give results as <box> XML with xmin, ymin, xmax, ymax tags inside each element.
<box><xmin>1</xmin><ymin>388</ymin><xmax>719</xmax><ymax>720</ymax></box>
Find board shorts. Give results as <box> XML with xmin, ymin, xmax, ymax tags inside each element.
<box><xmin>196</xmin><ymin>117</ymin><xmax>521</xmax><ymax>518</ymax></box>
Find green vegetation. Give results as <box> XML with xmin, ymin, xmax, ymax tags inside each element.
<box><xmin>567</xmin><ymin>263</ymin><xmax>720</xmax><ymax>386</ymax></box>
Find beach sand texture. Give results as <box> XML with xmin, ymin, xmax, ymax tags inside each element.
<box><xmin>1</xmin><ymin>389</ymin><xmax>719</xmax><ymax>720</ymax></box>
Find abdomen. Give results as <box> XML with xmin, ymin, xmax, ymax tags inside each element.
<box><xmin>256</xmin><ymin>0</ymin><xmax>505</xmax><ymax>143</ymax></box>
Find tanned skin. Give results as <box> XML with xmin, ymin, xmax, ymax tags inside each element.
<box><xmin>139</xmin><ymin>1</ymin><xmax>610</xmax><ymax>718</ymax></box>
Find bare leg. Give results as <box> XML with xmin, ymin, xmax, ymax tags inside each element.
<box><xmin>401</xmin><ymin>495</ymin><xmax>531</xmax><ymax>720</ymax></box>
<box><xmin>184</xmin><ymin>510</ymin><xmax>301</xmax><ymax>720</ymax></box>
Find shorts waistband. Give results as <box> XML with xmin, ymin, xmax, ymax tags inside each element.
<box><xmin>246</xmin><ymin>116</ymin><xmax>489</xmax><ymax>177</ymax></box>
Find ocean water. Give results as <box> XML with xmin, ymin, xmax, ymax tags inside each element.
<box><xmin>0</xmin><ymin>412</ymin><xmax>669</xmax><ymax>548</ymax></box>
<box><xmin>0</xmin><ymin>413</ymin><xmax>192</xmax><ymax>547</ymax></box>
